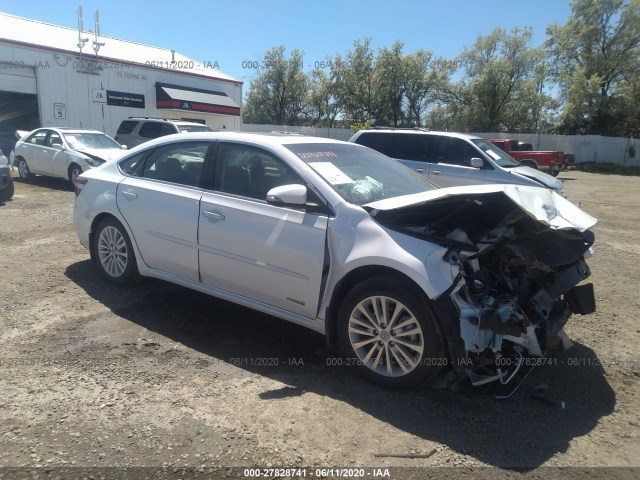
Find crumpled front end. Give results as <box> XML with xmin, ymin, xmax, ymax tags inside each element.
<box><xmin>368</xmin><ymin>186</ymin><xmax>596</xmax><ymax>389</ymax></box>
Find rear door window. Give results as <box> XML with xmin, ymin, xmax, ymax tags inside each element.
<box><xmin>27</xmin><ymin>130</ymin><xmax>48</xmax><ymax>145</ymax></box>
<box><xmin>139</xmin><ymin>122</ymin><xmax>162</xmax><ymax>139</ymax></box>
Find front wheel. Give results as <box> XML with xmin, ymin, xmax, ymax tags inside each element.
<box><xmin>551</xmin><ymin>169</ymin><xmax>560</xmax><ymax>177</ymax></box>
<box><xmin>337</xmin><ymin>276</ymin><xmax>445</xmax><ymax>389</ymax></box>
<box><xmin>93</xmin><ymin>217</ymin><xmax>140</xmax><ymax>285</ymax></box>
<box><xmin>68</xmin><ymin>164</ymin><xmax>83</xmax><ymax>187</ymax></box>
<box><xmin>17</xmin><ymin>159</ymin><xmax>32</xmax><ymax>179</ymax></box>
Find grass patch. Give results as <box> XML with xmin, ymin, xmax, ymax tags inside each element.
<box><xmin>573</xmin><ymin>162</ymin><xmax>640</xmax><ymax>176</ymax></box>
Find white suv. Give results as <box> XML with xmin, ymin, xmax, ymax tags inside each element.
<box><xmin>74</xmin><ymin>133</ymin><xmax>596</xmax><ymax>390</ymax></box>
<box><xmin>115</xmin><ymin>117</ymin><xmax>213</xmax><ymax>148</ymax></box>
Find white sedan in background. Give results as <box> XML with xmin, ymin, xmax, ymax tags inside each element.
<box><xmin>73</xmin><ymin>132</ymin><xmax>597</xmax><ymax>391</ymax></box>
<box><xmin>14</xmin><ymin>128</ymin><xmax>126</xmax><ymax>186</ymax></box>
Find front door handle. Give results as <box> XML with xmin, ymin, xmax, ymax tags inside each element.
<box><xmin>121</xmin><ymin>191</ymin><xmax>138</xmax><ymax>199</ymax></box>
<box><xmin>202</xmin><ymin>210</ymin><xmax>225</xmax><ymax>221</ymax></box>
<box><xmin>432</xmin><ymin>169</ymin><xmax>442</xmax><ymax>175</ymax></box>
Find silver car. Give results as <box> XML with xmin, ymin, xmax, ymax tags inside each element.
<box><xmin>349</xmin><ymin>129</ymin><xmax>564</xmax><ymax>193</ymax></box>
<box><xmin>74</xmin><ymin>133</ymin><xmax>596</xmax><ymax>390</ymax></box>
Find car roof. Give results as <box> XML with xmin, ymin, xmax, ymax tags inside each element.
<box><xmin>31</xmin><ymin>127</ymin><xmax>105</xmax><ymax>134</ymax></box>
<box><xmin>125</xmin><ymin>117</ymin><xmax>206</xmax><ymax>126</ymax></box>
<box><xmin>124</xmin><ymin>131</ymin><xmax>349</xmax><ymax>150</ymax></box>
<box><xmin>356</xmin><ymin>129</ymin><xmax>482</xmax><ymax>141</ymax></box>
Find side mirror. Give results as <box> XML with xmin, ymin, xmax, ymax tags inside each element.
<box><xmin>121</xmin><ymin>145</ymin><xmax>128</xmax><ymax>150</ymax></box>
<box><xmin>52</xmin><ymin>143</ymin><xmax>65</xmax><ymax>151</ymax></box>
<box><xmin>470</xmin><ymin>157</ymin><xmax>484</xmax><ymax>169</ymax></box>
<box><xmin>266</xmin><ymin>184</ymin><xmax>307</xmax><ymax>208</ymax></box>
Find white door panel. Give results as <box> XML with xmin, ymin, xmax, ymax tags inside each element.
<box><xmin>198</xmin><ymin>192</ymin><xmax>328</xmax><ymax>318</ymax></box>
<box><xmin>117</xmin><ymin>178</ymin><xmax>202</xmax><ymax>281</ymax></box>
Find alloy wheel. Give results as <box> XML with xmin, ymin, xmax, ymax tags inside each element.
<box><xmin>348</xmin><ymin>295</ymin><xmax>425</xmax><ymax>377</ymax></box>
<box><xmin>98</xmin><ymin>226</ymin><xmax>128</xmax><ymax>278</ymax></box>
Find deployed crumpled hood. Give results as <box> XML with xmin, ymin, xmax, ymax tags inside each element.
<box><xmin>75</xmin><ymin>147</ymin><xmax>125</xmax><ymax>162</ymax></box>
<box><xmin>364</xmin><ymin>184</ymin><xmax>596</xmax><ymax>231</ymax></box>
<box><xmin>510</xmin><ymin>165</ymin><xmax>563</xmax><ymax>190</ymax></box>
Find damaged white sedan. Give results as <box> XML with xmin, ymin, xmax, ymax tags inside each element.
<box><xmin>73</xmin><ymin>133</ymin><xmax>596</xmax><ymax>390</ymax></box>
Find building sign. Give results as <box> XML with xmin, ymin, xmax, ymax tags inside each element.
<box><xmin>53</xmin><ymin>103</ymin><xmax>66</xmax><ymax>119</ymax></box>
<box><xmin>106</xmin><ymin>90</ymin><xmax>145</xmax><ymax>108</ymax></box>
<box><xmin>93</xmin><ymin>89</ymin><xmax>107</xmax><ymax>103</ymax></box>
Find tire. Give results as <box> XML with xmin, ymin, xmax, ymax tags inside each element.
<box><xmin>17</xmin><ymin>158</ymin><xmax>32</xmax><ymax>179</ymax></box>
<box><xmin>337</xmin><ymin>276</ymin><xmax>446</xmax><ymax>389</ymax></box>
<box><xmin>93</xmin><ymin>217</ymin><xmax>140</xmax><ymax>285</ymax></box>
<box><xmin>1</xmin><ymin>179</ymin><xmax>14</xmax><ymax>200</ymax></box>
<box><xmin>68</xmin><ymin>164</ymin><xmax>83</xmax><ymax>187</ymax></box>
<box><xmin>551</xmin><ymin>169</ymin><xmax>560</xmax><ymax>177</ymax></box>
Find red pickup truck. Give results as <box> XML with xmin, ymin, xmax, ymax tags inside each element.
<box><xmin>489</xmin><ymin>139</ymin><xmax>567</xmax><ymax>176</ymax></box>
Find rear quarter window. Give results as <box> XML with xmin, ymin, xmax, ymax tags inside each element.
<box><xmin>116</xmin><ymin>121</ymin><xmax>138</xmax><ymax>135</ymax></box>
<box><xmin>119</xmin><ymin>151</ymin><xmax>148</xmax><ymax>176</ymax></box>
<box><xmin>354</xmin><ymin>133</ymin><xmax>398</xmax><ymax>157</ymax></box>
<box><xmin>355</xmin><ymin>133</ymin><xmax>436</xmax><ymax>163</ymax></box>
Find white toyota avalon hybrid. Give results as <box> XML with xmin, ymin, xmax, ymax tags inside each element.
<box><xmin>73</xmin><ymin>132</ymin><xmax>597</xmax><ymax>390</ymax></box>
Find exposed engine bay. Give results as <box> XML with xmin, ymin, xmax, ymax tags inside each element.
<box><xmin>369</xmin><ymin>189</ymin><xmax>596</xmax><ymax>390</ymax></box>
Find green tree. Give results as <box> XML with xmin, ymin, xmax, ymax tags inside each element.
<box><xmin>441</xmin><ymin>27</ymin><xmax>547</xmax><ymax>132</ymax></box>
<box><xmin>333</xmin><ymin>39</ymin><xmax>379</xmax><ymax>123</ymax></box>
<box><xmin>403</xmin><ymin>50</ymin><xmax>442</xmax><ymax>127</ymax></box>
<box><xmin>374</xmin><ymin>41</ymin><xmax>407</xmax><ymax>126</ymax></box>
<box><xmin>546</xmin><ymin>0</ymin><xmax>640</xmax><ymax>135</ymax></box>
<box><xmin>306</xmin><ymin>63</ymin><xmax>342</xmax><ymax>127</ymax></box>
<box><xmin>243</xmin><ymin>46</ymin><xmax>307</xmax><ymax>125</ymax></box>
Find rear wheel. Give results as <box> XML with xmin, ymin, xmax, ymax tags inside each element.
<box><xmin>337</xmin><ymin>276</ymin><xmax>445</xmax><ymax>389</ymax></box>
<box><xmin>17</xmin><ymin>158</ymin><xmax>32</xmax><ymax>179</ymax></box>
<box><xmin>93</xmin><ymin>217</ymin><xmax>140</xmax><ymax>285</ymax></box>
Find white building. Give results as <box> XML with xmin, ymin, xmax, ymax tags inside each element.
<box><xmin>0</xmin><ymin>12</ymin><xmax>242</xmax><ymax>151</ymax></box>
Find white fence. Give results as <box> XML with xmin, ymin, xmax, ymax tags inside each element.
<box><xmin>241</xmin><ymin>124</ymin><xmax>640</xmax><ymax>166</ymax></box>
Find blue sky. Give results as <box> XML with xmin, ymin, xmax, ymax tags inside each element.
<box><xmin>0</xmin><ymin>0</ymin><xmax>573</xmax><ymax>84</ymax></box>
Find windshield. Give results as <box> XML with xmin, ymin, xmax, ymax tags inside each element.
<box><xmin>472</xmin><ymin>139</ymin><xmax>521</xmax><ymax>168</ymax></box>
<box><xmin>179</xmin><ymin>125</ymin><xmax>213</xmax><ymax>133</ymax></box>
<box><xmin>64</xmin><ymin>133</ymin><xmax>121</xmax><ymax>150</ymax></box>
<box><xmin>284</xmin><ymin>143</ymin><xmax>438</xmax><ymax>205</ymax></box>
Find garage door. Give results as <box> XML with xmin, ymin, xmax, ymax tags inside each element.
<box><xmin>0</xmin><ymin>65</ymin><xmax>36</xmax><ymax>95</ymax></box>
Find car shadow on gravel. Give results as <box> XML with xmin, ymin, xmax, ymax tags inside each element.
<box><xmin>66</xmin><ymin>260</ymin><xmax>616</xmax><ymax>469</ymax></box>
<box><xmin>13</xmin><ymin>176</ymin><xmax>74</xmax><ymax>192</ymax></box>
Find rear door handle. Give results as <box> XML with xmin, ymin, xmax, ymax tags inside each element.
<box><xmin>415</xmin><ymin>168</ymin><xmax>424</xmax><ymax>174</ymax></box>
<box><xmin>121</xmin><ymin>191</ymin><xmax>138</xmax><ymax>199</ymax></box>
<box><xmin>202</xmin><ymin>210</ymin><xmax>225</xmax><ymax>221</ymax></box>
<box><xmin>432</xmin><ymin>169</ymin><xmax>442</xmax><ymax>175</ymax></box>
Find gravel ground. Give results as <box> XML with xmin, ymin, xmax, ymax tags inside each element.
<box><xmin>0</xmin><ymin>170</ymin><xmax>639</xmax><ymax>480</ymax></box>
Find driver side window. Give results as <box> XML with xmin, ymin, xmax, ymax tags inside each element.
<box><xmin>214</xmin><ymin>143</ymin><xmax>302</xmax><ymax>200</ymax></box>
<box><xmin>433</xmin><ymin>137</ymin><xmax>483</xmax><ymax>167</ymax></box>
<box><xmin>47</xmin><ymin>132</ymin><xmax>62</xmax><ymax>147</ymax></box>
